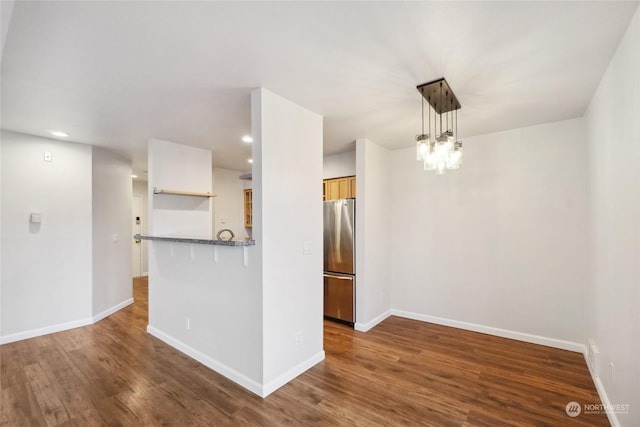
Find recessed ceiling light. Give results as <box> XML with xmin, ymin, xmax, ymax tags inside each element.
<box><xmin>248</xmin><ymin>158</ymin><xmax>253</xmax><ymax>164</ymax></box>
<box><xmin>131</xmin><ymin>174</ymin><xmax>138</xmax><ymax>179</ymax></box>
<box><xmin>49</xmin><ymin>130</ymin><xmax>69</xmax><ymax>138</ymax></box>
<box><xmin>242</xmin><ymin>135</ymin><xmax>253</xmax><ymax>143</ymax></box>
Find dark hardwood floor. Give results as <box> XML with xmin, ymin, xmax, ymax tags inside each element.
<box><xmin>1</xmin><ymin>277</ymin><xmax>608</xmax><ymax>426</ymax></box>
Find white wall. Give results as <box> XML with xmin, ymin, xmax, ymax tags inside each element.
<box><xmin>0</xmin><ymin>131</ymin><xmax>134</xmax><ymax>344</ymax></box>
<box><xmin>92</xmin><ymin>147</ymin><xmax>133</xmax><ymax>319</ymax></box>
<box><xmin>1</xmin><ymin>131</ymin><xmax>92</xmax><ymax>341</ymax></box>
<box><xmin>585</xmin><ymin>6</ymin><xmax>640</xmax><ymax>426</ymax></box>
<box><xmin>132</xmin><ymin>180</ymin><xmax>149</xmax><ymax>275</ymax></box>
<box><xmin>252</xmin><ymin>88</ymin><xmax>324</xmax><ymax>392</ymax></box>
<box><xmin>323</xmin><ymin>150</ymin><xmax>356</xmax><ymax>179</ymax></box>
<box><xmin>390</xmin><ymin>119</ymin><xmax>590</xmax><ymax>347</ymax></box>
<box><xmin>148</xmin><ymin>139</ymin><xmax>212</xmax><ymax>238</ymax></box>
<box><xmin>354</xmin><ymin>139</ymin><xmax>391</xmax><ymax>331</ymax></box>
<box><xmin>212</xmin><ymin>167</ymin><xmax>250</xmax><ymax>241</ymax></box>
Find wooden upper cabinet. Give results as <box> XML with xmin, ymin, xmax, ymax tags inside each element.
<box><xmin>323</xmin><ymin>176</ymin><xmax>356</xmax><ymax>200</ymax></box>
<box><xmin>327</xmin><ymin>179</ymin><xmax>341</xmax><ymax>200</ymax></box>
<box><xmin>337</xmin><ymin>178</ymin><xmax>349</xmax><ymax>198</ymax></box>
<box><xmin>348</xmin><ymin>176</ymin><xmax>356</xmax><ymax>198</ymax></box>
<box><xmin>243</xmin><ymin>189</ymin><xmax>253</xmax><ymax>227</ymax></box>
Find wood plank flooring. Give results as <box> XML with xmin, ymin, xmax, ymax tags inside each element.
<box><xmin>1</xmin><ymin>277</ymin><xmax>608</xmax><ymax>426</ymax></box>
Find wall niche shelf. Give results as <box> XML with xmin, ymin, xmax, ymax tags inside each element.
<box><xmin>153</xmin><ymin>188</ymin><xmax>216</xmax><ymax>198</ymax></box>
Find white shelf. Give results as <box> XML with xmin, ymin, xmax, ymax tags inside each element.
<box><xmin>153</xmin><ymin>188</ymin><xmax>216</xmax><ymax>198</ymax></box>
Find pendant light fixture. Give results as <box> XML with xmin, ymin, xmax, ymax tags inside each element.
<box><xmin>415</xmin><ymin>78</ymin><xmax>462</xmax><ymax>174</ymax></box>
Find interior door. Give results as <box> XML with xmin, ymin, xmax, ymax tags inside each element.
<box><xmin>132</xmin><ymin>195</ymin><xmax>142</xmax><ymax>277</ymax></box>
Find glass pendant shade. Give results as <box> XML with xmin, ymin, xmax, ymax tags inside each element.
<box><xmin>423</xmin><ymin>140</ymin><xmax>436</xmax><ymax>171</ymax></box>
<box><xmin>447</xmin><ymin>141</ymin><xmax>463</xmax><ymax>170</ymax></box>
<box><xmin>436</xmin><ymin>134</ymin><xmax>451</xmax><ymax>156</ymax></box>
<box><xmin>416</xmin><ymin>134</ymin><xmax>430</xmax><ymax>160</ymax></box>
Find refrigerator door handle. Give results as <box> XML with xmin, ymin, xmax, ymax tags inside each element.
<box><xmin>323</xmin><ymin>273</ymin><xmax>353</xmax><ymax>280</ymax></box>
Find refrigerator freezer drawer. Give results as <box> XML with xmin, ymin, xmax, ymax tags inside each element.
<box><xmin>323</xmin><ymin>273</ymin><xmax>355</xmax><ymax>324</ymax></box>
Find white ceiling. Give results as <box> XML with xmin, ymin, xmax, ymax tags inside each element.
<box><xmin>1</xmin><ymin>1</ymin><xmax>638</xmax><ymax>176</ymax></box>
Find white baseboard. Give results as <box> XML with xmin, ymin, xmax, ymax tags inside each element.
<box><xmin>0</xmin><ymin>317</ymin><xmax>93</xmax><ymax>345</ymax></box>
<box><xmin>146</xmin><ymin>325</ymin><xmax>264</xmax><ymax>396</ymax></box>
<box><xmin>582</xmin><ymin>351</ymin><xmax>621</xmax><ymax>427</ymax></box>
<box><xmin>354</xmin><ymin>309</ymin><xmax>391</xmax><ymax>332</ymax></box>
<box><xmin>262</xmin><ymin>350</ymin><xmax>325</xmax><ymax>397</ymax></box>
<box><xmin>0</xmin><ymin>298</ymin><xmax>134</xmax><ymax>345</ymax></box>
<box><xmin>92</xmin><ymin>298</ymin><xmax>134</xmax><ymax>323</ymax></box>
<box><xmin>147</xmin><ymin>325</ymin><xmax>325</xmax><ymax>398</ymax></box>
<box><xmin>390</xmin><ymin>309</ymin><xmax>586</xmax><ymax>353</ymax></box>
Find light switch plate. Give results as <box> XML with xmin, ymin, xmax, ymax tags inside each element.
<box><xmin>303</xmin><ymin>240</ymin><xmax>313</xmax><ymax>255</ymax></box>
<box><xmin>43</xmin><ymin>151</ymin><xmax>52</xmax><ymax>162</ymax></box>
<box><xmin>30</xmin><ymin>212</ymin><xmax>42</xmax><ymax>223</ymax></box>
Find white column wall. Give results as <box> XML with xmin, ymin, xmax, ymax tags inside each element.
<box><xmin>252</xmin><ymin>88</ymin><xmax>324</xmax><ymax>393</ymax></box>
<box><xmin>585</xmin><ymin>6</ymin><xmax>640</xmax><ymax>426</ymax></box>
<box><xmin>389</xmin><ymin>119</ymin><xmax>590</xmax><ymax>348</ymax></box>
<box><xmin>1</xmin><ymin>131</ymin><xmax>92</xmax><ymax>342</ymax></box>
<box><xmin>0</xmin><ymin>0</ymin><xmax>14</xmax><ymax>60</ymax></box>
<box><xmin>354</xmin><ymin>138</ymin><xmax>391</xmax><ymax>331</ymax></box>
<box><xmin>91</xmin><ymin>146</ymin><xmax>133</xmax><ymax>320</ymax></box>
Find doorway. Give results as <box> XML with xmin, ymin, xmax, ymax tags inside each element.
<box><xmin>132</xmin><ymin>195</ymin><xmax>143</xmax><ymax>277</ymax></box>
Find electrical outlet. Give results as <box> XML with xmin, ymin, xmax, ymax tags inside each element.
<box><xmin>295</xmin><ymin>331</ymin><xmax>302</xmax><ymax>346</ymax></box>
<box><xmin>185</xmin><ymin>316</ymin><xmax>191</xmax><ymax>331</ymax></box>
<box><xmin>303</xmin><ymin>240</ymin><xmax>313</xmax><ymax>255</ymax></box>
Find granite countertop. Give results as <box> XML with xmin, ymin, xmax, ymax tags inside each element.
<box><xmin>134</xmin><ymin>234</ymin><xmax>255</xmax><ymax>247</ymax></box>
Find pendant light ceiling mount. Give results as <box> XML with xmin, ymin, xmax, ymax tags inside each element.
<box><xmin>417</xmin><ymin>78</ymin><xmax>461</xmax><ymax>115</ymax></box>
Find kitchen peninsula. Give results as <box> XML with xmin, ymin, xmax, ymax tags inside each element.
<box><xmin>145</xmin><ymin>88</ymin><xmax>324</xmax><ymax>400</ymax></box>
<box><xmin>145</xmin><ymin>138</ymin><xmax>266</xmax><ymax>396</ymax></box>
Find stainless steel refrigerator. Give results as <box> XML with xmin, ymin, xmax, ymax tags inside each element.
<box><xmin>323</xmin><ymin>199</ymin><xmax>355</xmax><ymax>325</ymax></box>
